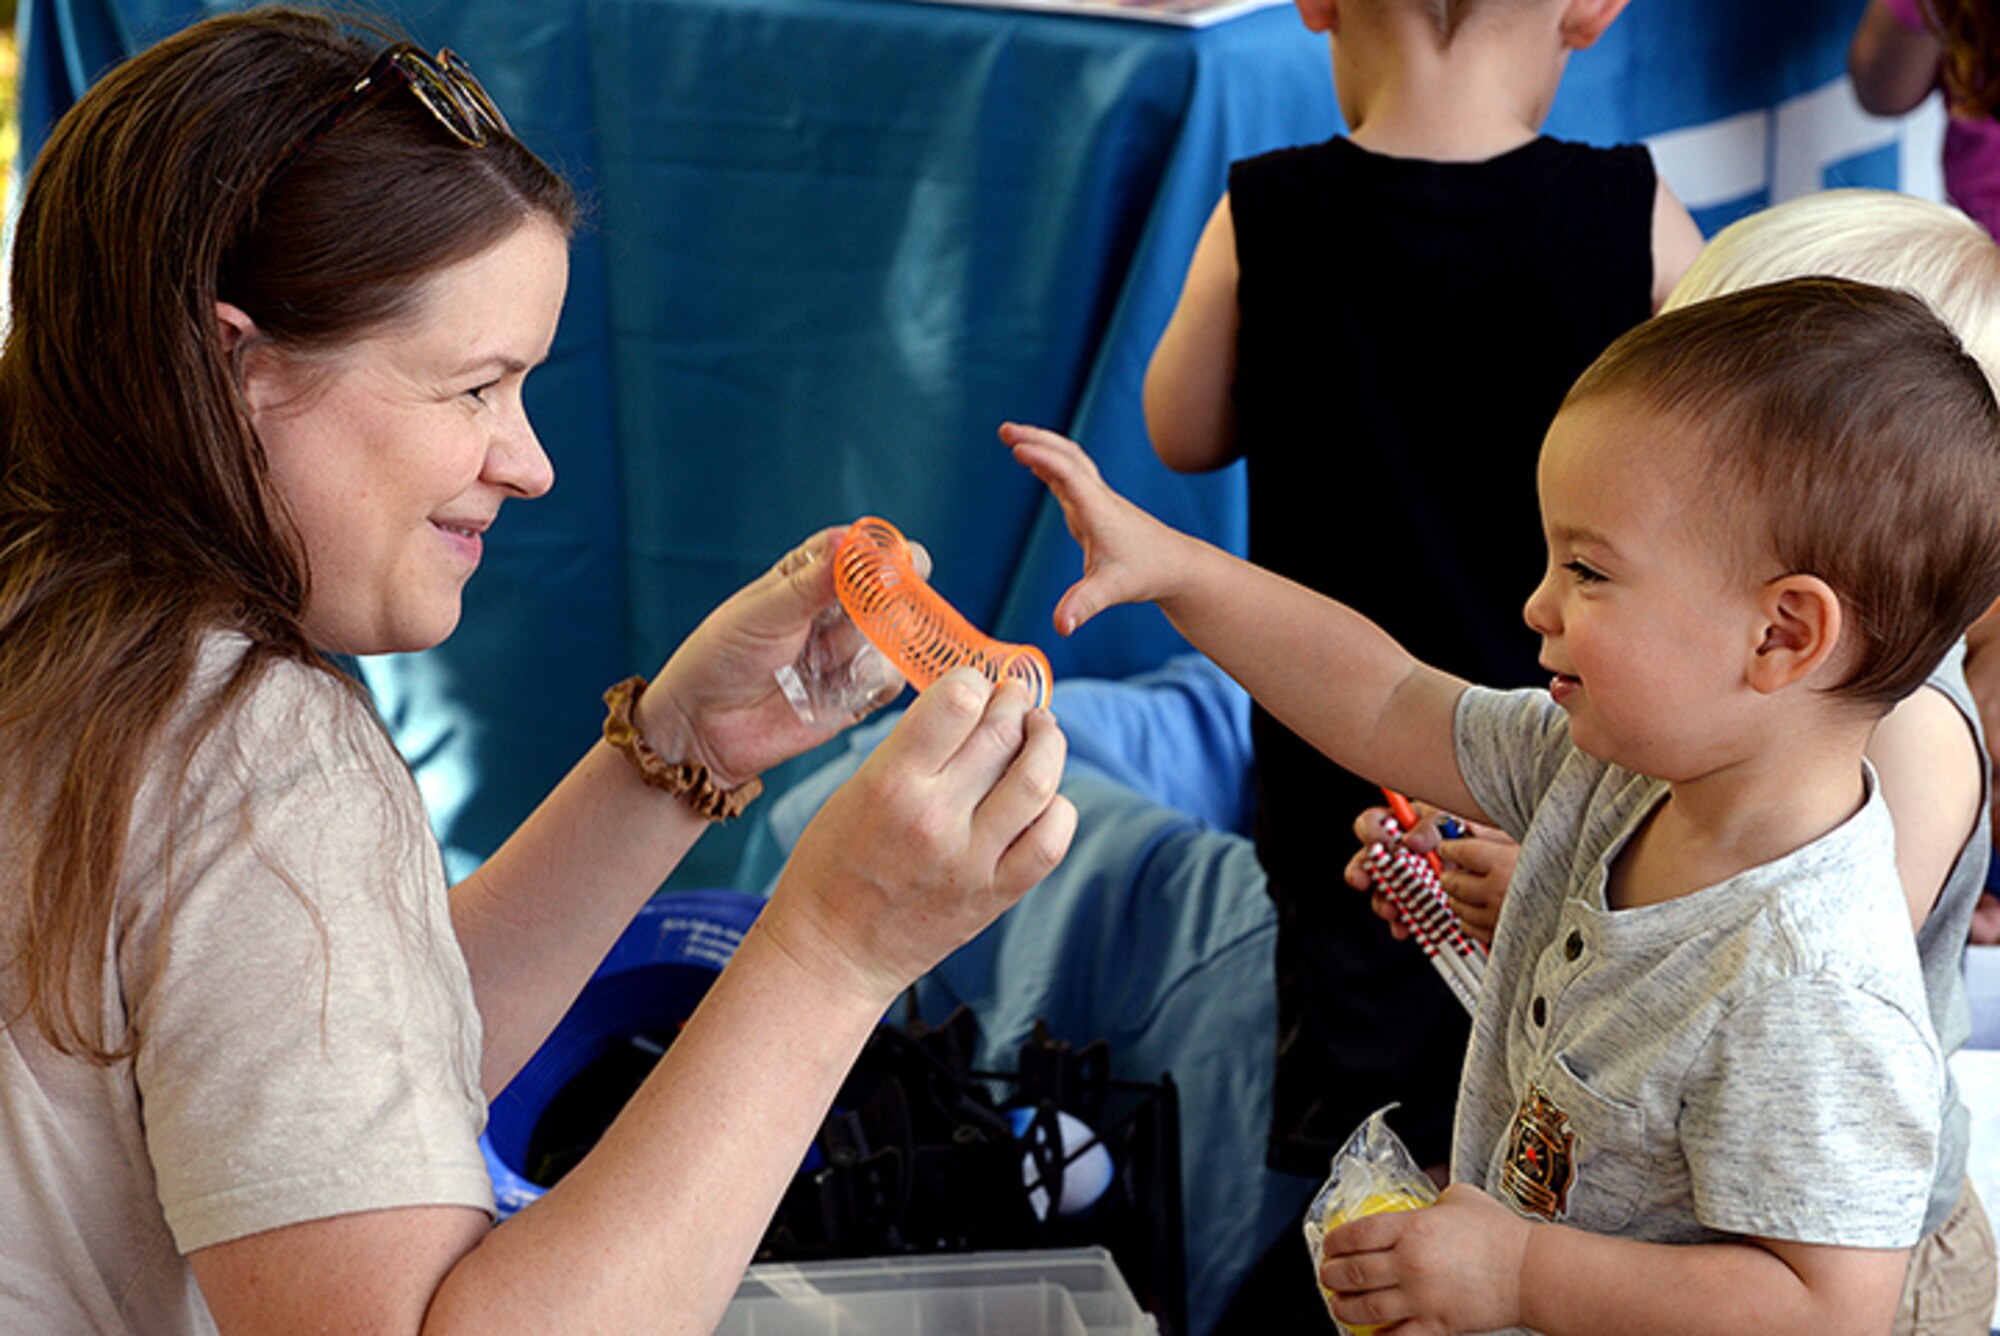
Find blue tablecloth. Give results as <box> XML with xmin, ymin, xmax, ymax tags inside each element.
<box><xmin>15</xmin><ymin>0</ymin><xmax>1890</xmax><ymax>887</ymax></box>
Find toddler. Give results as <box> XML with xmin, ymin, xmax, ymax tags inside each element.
<box><xmin>1010</xmin><ymin>276</ymin><xmax>2000</xmax><ymax>1333</ymax></box>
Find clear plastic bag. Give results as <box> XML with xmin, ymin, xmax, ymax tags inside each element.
<box><xmin>1303</xmin><ymin>1103</ymin><xmax>1438</xmax><ymax>1336</ymax></box>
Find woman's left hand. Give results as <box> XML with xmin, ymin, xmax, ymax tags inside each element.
<box><xmin>639</xmin><ymin>527</ymin><xmax>905</xmax><ymax>789</ymax></box>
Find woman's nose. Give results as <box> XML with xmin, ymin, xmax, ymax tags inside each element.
<box><xmin>488</xmin><ymin>411</ymin><xmax>555</xmax><ymax>499</ymax></box>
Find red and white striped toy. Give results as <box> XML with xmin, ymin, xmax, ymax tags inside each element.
<box><xmin>1369</xmin><ymin>793</ymin><xmax>1487</xmax><ymax>1014</ymax></box>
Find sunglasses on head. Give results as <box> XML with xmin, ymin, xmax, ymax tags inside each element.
<box><xmin>275</xmin><ymin>43</ymin><xmax>512</xmax><ymax>179</ymax></box>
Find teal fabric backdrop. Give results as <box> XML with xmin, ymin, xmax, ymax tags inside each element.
<box><xmin>14</xmin><ymin>0</ymin><xmax>1901</xmax><ymax>892</ymax></box>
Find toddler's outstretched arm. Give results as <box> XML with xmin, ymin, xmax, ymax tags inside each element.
<box><xmin>1003</xmin><ymin>421</ymin><xmax>1482</xmax><ymax>821</ymax></box>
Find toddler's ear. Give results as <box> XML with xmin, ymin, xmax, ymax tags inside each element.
<box><xmin>1748</xmin><ymin>574</ymin><xmax>1843</xmax><ymax>694</ymax></box>
<box><xmin>1560</xmin><ymin>0</ymin><xmax>1630</xmax><ymax>51</ymax></box>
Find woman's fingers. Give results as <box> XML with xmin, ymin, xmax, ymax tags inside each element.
<box><xmin>991</xmin><ymin>790</ymin><xmax>1078</xmax><ymax>907</ymax></box>
<box><xmin>758</xmin><ymin>526</ymin><xmax>844</xmax><ymax>629</ymax></box>
<box><xmin>870</xmin><ymin>666</ymin><xmax>1000</xmax><ymax>776</ymax></box>
<box><xmin>971</xmin><ymin>700</ymin><xmax>1068</xmax><ymax>859</ymax></box>
<box><xmin>853</xmin><ymin>670</ymin><xmax>1072</xmax><ymax>895</ymax></box>
<box><xmin>765</xmin><ymin>670</ymin><xmax>1074</xmax><ymax>1002</ymax></box>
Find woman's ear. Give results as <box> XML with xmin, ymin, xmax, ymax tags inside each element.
<box><xmin>1748</xmin><ymin>573</ymin><xmax>1844</xmax><ymax>694</ymax></box>
<box><xmin>214</xmin><ymin>301</ymin><xmax>257</xmax><ymax>359</ymax></box>
<box><xmin>215</xmin><ymin>301</ymin><xmax>286</xmax><ymax>417</ymax></box>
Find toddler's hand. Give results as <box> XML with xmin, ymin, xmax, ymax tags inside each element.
<box><xmin>1344</xmin><ymin>802</ymin><xmax>1516</xmax><ymax>946</ymax></box>
<box><xmin>1343</xmin><ymin>805</ymin><xmax>1415</xmax><ymax>941</ymax></box>
<box><xmin>1001</xmin><ymin>422</ymin><xmax>1199</xmax><ymax>636</ymax></box>
<box><xmin>1318</xmin><ymin>1182</ymin><xmax>1530</xmax><ymax>1335</ymax></box>
<box><xmin>1429</xmin><ymin>813</ymin><xmax>1516</xmax><ymax>946</ymax></box>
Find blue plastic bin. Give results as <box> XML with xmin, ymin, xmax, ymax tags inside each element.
<box><xmin>481</xmin><ymin>888</ymin><xmax>764</xmax><ymax>1216</ymax></box>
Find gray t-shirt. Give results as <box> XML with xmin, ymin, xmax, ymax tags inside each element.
<box><xmin>0</xmin><ymin>634</ymin><xmax>492</xmax><ymax>1333</ymax></box>
<box><xmin>1451</xmin><ymin>686</ymin><xmax>1942</xmax><ymax>1259</ymax></box>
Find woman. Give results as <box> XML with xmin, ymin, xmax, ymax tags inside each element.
<box><xmin>0</xmin><ymin>8</ymin><xmax>1076</xmax><ymax>1332</ymax></box>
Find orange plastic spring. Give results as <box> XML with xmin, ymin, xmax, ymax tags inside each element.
<box><xmin>834</xmin><ymin>516</ymin><xmax>1053</xmax><ymax>709</ymax></box>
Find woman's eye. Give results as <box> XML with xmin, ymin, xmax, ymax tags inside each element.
<box><xmin>1563</xmin><ymin>559</ymin><xmax>1604</xmax><ymax>584</ymax></box>
<box><xmin>465</xmin><ymin>381</ymin><xmax>497</xmax><ymax>406</ymax></box>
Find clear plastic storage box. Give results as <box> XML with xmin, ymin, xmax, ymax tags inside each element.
<box><xmin>716</xmin><ymin>1246</ymin><xmax>1157</xmax><ymax>1336</ymax></box>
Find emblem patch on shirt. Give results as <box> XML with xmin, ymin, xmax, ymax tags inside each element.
<box><xmin>1501</xmin><ymin>1082</ymin><xmax>1576</xmax><ymax>1221</ymax></box>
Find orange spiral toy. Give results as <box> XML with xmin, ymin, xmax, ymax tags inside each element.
<box><xmin>834</xmin><ymin>517</ymin><xmax>1053</xmax><ymax>709</ymax></box>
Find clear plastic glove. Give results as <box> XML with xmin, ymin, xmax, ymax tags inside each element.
<box><xmin>1342</xmin><ymin>801</ymin><xmax>1517</xmax><ymax>946</ymax></box>
<box><xmin>640</xmin><ymin>527</ymin><xmax>906</xmax><ymax>791</ymax></box>
<box><xmin>755</xmin><ymin>667</ymin><xmax>1078</xmax><ymax>1005</ymax></box>
<box><xmin>775</xmin><ymin>531</ymin><xmax>942</xmax><ymax>726</ymax></box>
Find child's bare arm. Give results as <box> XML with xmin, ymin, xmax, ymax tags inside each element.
<box><xmin>1003</xmin><ymin>422</ymin><xmax>1482</xmax><ymax>818</ymax></box>
<box><xmin>1650</xmin><ymin>179</ymin><xmax>1705</xmax><ymax>313</ymax></box>
<box><xmin>1321</xmin><ymin>1183</ymin><xmax>1909</xmax><ymax>1336</ymax></box>
<box><xmin>1143</xmin><ymin>196</ymin><xmax>1242</xmax><ymax>473</ymax></box>
<box><xmin>1868</xmin><ymin>682</ymin><xmax>1982</xmax><ymax>926</ymax></box>
<box><xmin>1849</xmin><ymin>0</ymin><xmax>1942</xmax><ymax>115</ymax></box>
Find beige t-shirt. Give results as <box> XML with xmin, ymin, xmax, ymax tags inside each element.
<box><xmin>0</xmin><ymin>634</ymin><xmax>493</xmax><ymax>1332</ymax></box>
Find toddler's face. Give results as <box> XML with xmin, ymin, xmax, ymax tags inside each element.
<box><xmin>1523</xmin><ymin>394</ymin><xmax>1771</xmax><ymax>779</ymax></box>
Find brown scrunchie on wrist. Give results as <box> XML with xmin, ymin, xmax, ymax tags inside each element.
<box><xmin>602</xmin><ymin>675</ymin><xmax>762</xmax><ymax>821</ymax></box>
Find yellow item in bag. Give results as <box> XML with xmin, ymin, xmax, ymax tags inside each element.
<box><xmin>1302</xmin><ymin>1106</ymin><xmax>1438</xmax><ymax>1336</ymax></box>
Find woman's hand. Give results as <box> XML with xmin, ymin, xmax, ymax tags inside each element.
<box><xmin>756</xmin><ymin>668</ymin><xmax>1077</xmax><ymax>1005</ymax></box>
<box><xmin>1342</xmin><ymin>802</ymin><xmax>1517</xmax><ymax>946</ymax></box>
<box><xmin>639</xmin><ymin>527</ymin><xmax>908</xmax><ymax>789</ymax></box>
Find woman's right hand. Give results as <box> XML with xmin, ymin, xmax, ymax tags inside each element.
<box><xmin>639</xmin><ymin>527</ymin><xmax>903</xmax><ymax>793</ymax></box>
<box><xmin>755</xmin><ymin>667</ymin><xmax>1077</xmax><ymax>1006</ymax></box>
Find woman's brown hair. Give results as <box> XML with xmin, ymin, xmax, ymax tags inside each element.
<box><xmin>0</xmin><ymin>5</ymin><xmax>576</xmax><ymax>1059</ymax></box>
